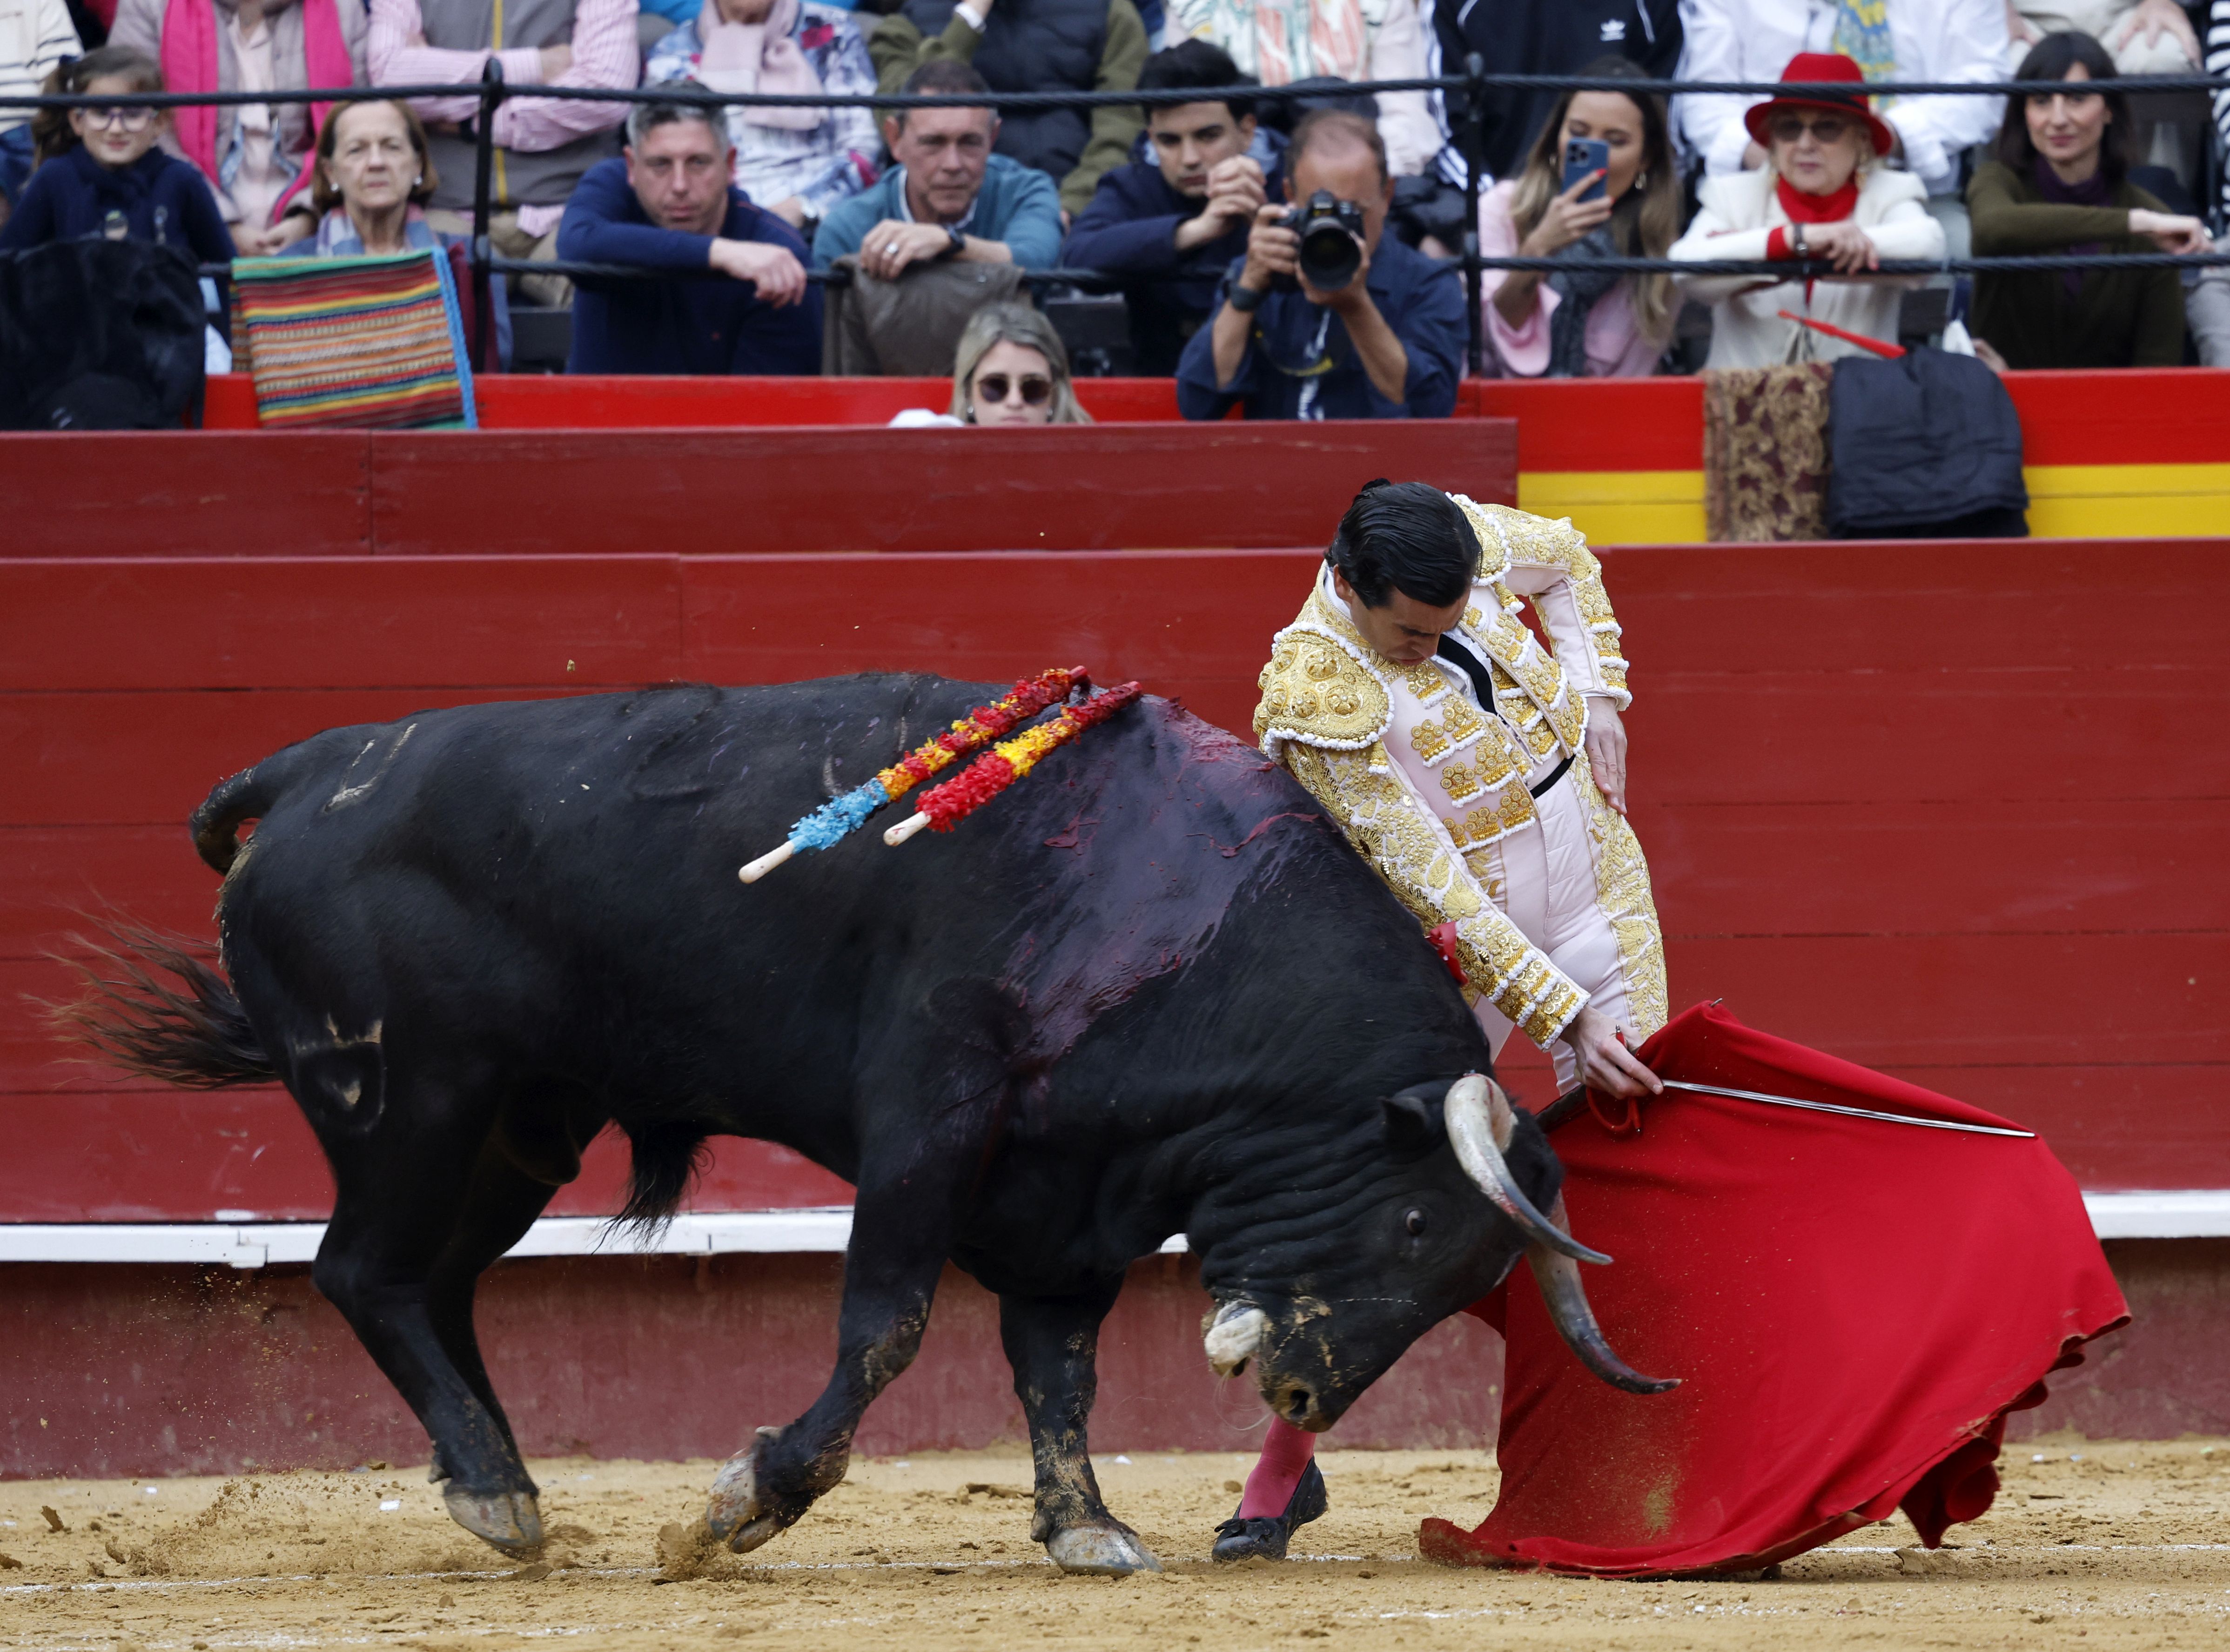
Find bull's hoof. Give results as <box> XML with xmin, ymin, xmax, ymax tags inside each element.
<box><xmin>706</xmin><ymin>1426</ymin><xmax>786</xmax><ymax>1553</ymax></box>
<box><xmin>1046</xmin><ymin>1523</ymin><xmax>1162</xmax><ymax>1576</ymax></box>
<box><xmin>442</xmin><ymin>1486</ymin><xmax>544</xmax><ymax>1558</ymax></box>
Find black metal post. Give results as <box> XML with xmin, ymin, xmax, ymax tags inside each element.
<box><xmin>471</xmin><ymin>57</ymin><xmax>504</xmax><ymax>373</ymax></box>
<box><xmin>1462</xmin><ymin>52</ymin><xmax>1485</xmax><ymax>378</ymax></box>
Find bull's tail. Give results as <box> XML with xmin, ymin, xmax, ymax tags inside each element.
<box><xmin>47</xmin><ymin>918</ymin><xmax>275</xmax><ymax>1089</ymax></box>
<box><xmin>190</xmin><ymin>759</ymin><xmax>293</xmax><ymax>874</ymax></box>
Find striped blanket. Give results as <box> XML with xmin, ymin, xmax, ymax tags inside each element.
<box><xmin>231</xmin><ymin>251</ymin><xmax>478</xmax><ymax>430</ymax></box>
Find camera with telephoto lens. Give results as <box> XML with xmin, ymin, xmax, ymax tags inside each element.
<box><xmin>1276</xmin><ymin>189</ymin><xmax>1367</xmax><ymax>292</ymax></box>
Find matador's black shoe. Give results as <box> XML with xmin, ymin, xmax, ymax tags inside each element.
<box><xmin>1210</xmin><ymin>1459</ymin><xmax>1328</xmax><ymax>1561</ymax></box>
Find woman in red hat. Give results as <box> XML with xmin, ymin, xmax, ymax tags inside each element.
<box><xmin>1668</xmin><ymin>51</ymin><xmax>1944</xmax><ymax>367</ymax></box>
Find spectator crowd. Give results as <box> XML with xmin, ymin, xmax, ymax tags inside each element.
<box><xmin>3</xmin><ymin>0</ymin><xmax>2228</xmax><ymax>419</ymax></box>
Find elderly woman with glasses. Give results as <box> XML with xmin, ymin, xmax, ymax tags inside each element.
<box><xmin>1669</xmin><ymin>52</ymin><xmax>1944</xmax><ymax>367</ymax></box>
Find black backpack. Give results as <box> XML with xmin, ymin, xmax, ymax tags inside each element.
<box><xmin>0</xmin><ymin>237</ymin><xmax>207</xmax><ymax>430</ymax></box>
<box><xmin>1826</xmin><ymin>346</ymin><xmax>2028</xmax><ymax>539</ymax></box>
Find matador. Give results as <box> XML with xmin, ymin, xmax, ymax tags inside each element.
<box><xmin>1212</xmin><ymin>477</ymin><xmax>1671</xmax><ymax>1561</ymax></box>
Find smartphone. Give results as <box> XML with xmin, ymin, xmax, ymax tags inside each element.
<box><xmin>1562</xmin><ymin>137</ymin><xmax>1610</xmax><ymax>202</ymax></box>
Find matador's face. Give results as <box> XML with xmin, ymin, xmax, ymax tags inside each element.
<box><xmin>1332</xmin><ymin>570</ymin><xmax>1469</xmax><ymax>667</ymax></box>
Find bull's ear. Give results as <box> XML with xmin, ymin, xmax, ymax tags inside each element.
<box><xmin>1381</xmin><ymin>1086</ymin><xmax>1446</xmax><ymax>1155</ymax></box>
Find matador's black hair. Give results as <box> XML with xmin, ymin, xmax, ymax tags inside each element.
<box><xmin>1326</xmin><ymin>479</ymin><xmax>1478</xmax><ymax>610</ymax></box>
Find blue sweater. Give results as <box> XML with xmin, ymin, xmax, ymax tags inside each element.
<box><xmin>0</xmin><ymin>145</ymin><xmax>235</xmax><ymax>264</ymax></box>
<box><xmin>811</xmin><ymin>153</ymin><xmax>1062</xmax><ymax>269</ymax></box>
<box><xmin>557</xmin><ymin>157</ymin><xmax>823</xmax><ymax>377</ymax></box>
<box><xmin>1062</xmin><ymin>160</ymin><xmax>1275</xmax><ymax>376</ymax></box>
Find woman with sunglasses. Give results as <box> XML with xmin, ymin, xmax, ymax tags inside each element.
<box><xmin>948</xmin><ymin>301</ymin><xmax>1094</xmax><ymax>427</ymax></box>
<box><xmin>1668</xmin><ymin>52</ymin><xmax>1943</xmax><ymax>368</ymax></box>
<box><xmin>0</xmin><ymin>45</ymin><xmax>236</xmax><ymax>269</ymax></box>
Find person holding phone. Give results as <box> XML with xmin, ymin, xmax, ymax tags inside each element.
<box><xmin>1474</xmin><ymin>56</ymin><xmax>1682</xmax><ymax>377</ymax></box>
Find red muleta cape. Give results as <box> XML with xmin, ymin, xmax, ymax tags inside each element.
<box><xmin>1421</xmin><ymin>1002</ymin><xmax>2129</xmax><ymax>1578</ymax></box>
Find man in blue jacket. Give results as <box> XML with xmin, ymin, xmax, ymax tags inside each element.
<box><xmin>557</xmin><ymin>91</ymin><xmax>823</xmax><ymax>376</ymax></box>
<box><xmin>1062</xmin><ymin>40</ymin><xmax>1280</xmax><ymax>375</ymax></box>
<box><xmin>1178</xmin><ymin>109</ymin><xmax>1461</xmax><ymax>421</ymax></box>
<box><xmin>812</xmin><ymin>60</ymin><xmax>1063</xmax><ymax>275</ymax></box>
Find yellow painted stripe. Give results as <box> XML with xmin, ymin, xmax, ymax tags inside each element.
<box><xmin>1517</xmin><ymin>470</ymin><xmax>1706</xmax><ymax>546</ymax></box>
<box><xmin>1518</xmin><ymin>463</ymin><xmax>2230</xmax><ymax>544</ymax></box>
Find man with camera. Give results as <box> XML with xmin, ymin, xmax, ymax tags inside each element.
<box><xmin>1176</xmin><ymin>109</ymin><xmax>1463</xmax><ymax>420</ymax></box>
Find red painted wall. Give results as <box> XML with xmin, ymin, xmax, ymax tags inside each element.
<box><xmin>0</xmin><ymin>421</ymin><xmax>1518</xmax><ymax>559</ymax></box>
<box><xmin>2</xmin><ymin>537</ymin><xmax>2223</xmax><ymax>1221</ymax></box>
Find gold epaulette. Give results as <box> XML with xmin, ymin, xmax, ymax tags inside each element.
<box><xmin>1254</xmin><ymin>625</ymin><xmax>1390</xmax><ymax>752</ymax></box>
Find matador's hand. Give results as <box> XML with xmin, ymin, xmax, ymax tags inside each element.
<box><xmin>1585</xmin><ymin>701</ymin><xmax>1628</xmax><ymax>815</ymax></box>
<box><xmin>1560</xmin><ymin>1005</ymin><xmax>1660</xmax><ymax>1101</ymax></box>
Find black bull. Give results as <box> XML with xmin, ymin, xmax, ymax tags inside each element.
<box><xmin>75</xmin><ymin>674</ymin><xmax>1666</xmax><ymax>1576</ymax></box>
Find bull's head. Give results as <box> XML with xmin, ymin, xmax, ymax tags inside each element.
<box><xmin>1196</xmin><ymin>1073</ymin><xmax>1673</xmax><ymax>1428</ymax></box>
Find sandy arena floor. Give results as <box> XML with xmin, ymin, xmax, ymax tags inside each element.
<box><xmin>3</xmin><ymin>1435</ymin><xmax>2226</xmax><ymax>1650</ymax></box>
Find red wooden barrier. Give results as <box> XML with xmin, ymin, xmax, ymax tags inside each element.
<box><xmin>2</xmin><ymin>421</ymin><xmax>1518</xmax><ymax>559</ymax></box>
<box><xmin>2</xmin><ymin>538</ymin><xmax>2223</xmax><ymax>1218</ymax></box>
<box><xmin>187</xmin><ymin>367</ymin><xmax>2230</xmax><ymax>470</ymax></box>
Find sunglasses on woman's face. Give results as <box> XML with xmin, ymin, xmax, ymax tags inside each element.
<box><xmin>82</xmin><ymin>105</ymin><xmax>158</xmax><ymax>131</ymax></box>
<box><xmin>1770</xmin><ymin>114</ymin><xmax>1849</xmax><ymax>145</ymax></box>
<box><xmin>974</xmin><ymin>373</ymin><xmax>1052</xmax><ymax>406</ymax></box>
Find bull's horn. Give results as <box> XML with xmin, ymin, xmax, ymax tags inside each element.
<box><xmin>1525</xmin><ymin>1194</ymin><xmax>1678</xmax><ymax>1396</ymax></box>
<box><xmin>1444</xmin><ymin>1074</ymin><xmax>1611</xmax><ymax>1265</ymax></box>
<box><xmin>1203</xmin><ymin>1301</ymin><xmax>1269</xmax><ymax>1378</ymax></box>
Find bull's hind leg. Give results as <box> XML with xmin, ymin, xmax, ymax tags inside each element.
<box><xmin>702</xmin><ymin>1197</ymin><xmax>951</xmax><ymax>1553</ymax></box>
<box><xmin>310</xmin><ymin>1069</ymin><xmax>551</xmax><ymax>1557</ymax></box>
<box><xmin>999</xmin><ymin>1283</ymin><xmax>1161</xmax><ymax>1575</ymax></box>
<box><xmin>417</xmin><ymin>1136</ymin><xmax>576</xmax><ymax>1541</ymax></box>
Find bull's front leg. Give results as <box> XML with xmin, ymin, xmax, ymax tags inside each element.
<box><xmin>999</xmin><ymin>1282</ymin><xmax>1161</xmax><ymax>1575</ymax></box>
<box><xmin>703</xmin><ymin>1174</ymin><xmax>950</xmax><ymax>1553</ymax></box>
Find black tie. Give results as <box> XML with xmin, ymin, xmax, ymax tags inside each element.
<box><xmin>1434</xmin><ymin>633</ymin><xmax>1497</xmax><ymax>711</ymax></box>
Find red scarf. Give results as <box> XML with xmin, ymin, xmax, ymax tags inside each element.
<box><xmin>1775</xmin><ymin>174</ymin><xmax>1859</xmax><ymax>225</ymax></box>
<box><xmin>1767</xmin><ymin>175</ymin><xmax>1862</xmax><ymax>299</ymax></box>
<box><xmin>162</xmin><ymin>0</ymin><xmax>354</xmax><ymax>221</ymax></box>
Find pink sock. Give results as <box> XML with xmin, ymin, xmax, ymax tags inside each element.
<box><xmin>1236</xmin><ymin>1417</ymin><xmax>1317</xmax><ymax>1518</ymax></box>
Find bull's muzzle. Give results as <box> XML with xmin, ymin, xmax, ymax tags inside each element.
<box><xmin>1202</xmin><ymin>1300</ymin><xmax>1270</xmax><ymax>1378</ymax></box>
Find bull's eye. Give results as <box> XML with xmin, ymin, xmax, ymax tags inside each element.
<box><xmin>1404</xmin><ymin>1208</ymin><xmax>1429</xmax><ymax>1237</ymax></box>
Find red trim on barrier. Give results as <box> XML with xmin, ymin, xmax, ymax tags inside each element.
<box><xmin>194</xmin><ymin>367</ymin><xmax>2230</xmax><ymax>471</ymax></box>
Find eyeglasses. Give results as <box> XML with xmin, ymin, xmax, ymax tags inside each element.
<box><xmin>81</xmin><ymin>105</ymin><xmax>158</xmax><ymax>131</ymax></box>
<box><xmin>1769</xmin><ymin>114</ymin><xmax>1850</xmax><ymax>145</ymax></box>
<box><xmin>1766</xmin><ymin>114</ymin><xmax>1855</xmax><ymax>144</ymax></box>
<box><xmin>974</xmin><ymin>373</ymin><xmax>1052</xmax><ymax>406</ymax></box>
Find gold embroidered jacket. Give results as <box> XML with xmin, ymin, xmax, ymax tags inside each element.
<box><xmin>1252</xmin><ymin>497</ymin><xmax>1632</xmax><ymax>1047</ymax></box>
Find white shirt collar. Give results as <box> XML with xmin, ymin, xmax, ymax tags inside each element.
<box><xmin>891</xmin><ymin>167</ymin><xmax>979</xmax><ymax>233</ymax></box>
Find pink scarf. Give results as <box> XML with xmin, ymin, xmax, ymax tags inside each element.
<box><xmin>696</xmin><ymin>0</ymin><xmax>824</xmax><ymax>131</ymax></box>
<box><xmin>162</xmin><ymin>0</ymin><xmax>354</xmax><ymax>215</ymax></box>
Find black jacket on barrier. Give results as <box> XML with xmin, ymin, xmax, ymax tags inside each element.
<box><xmin>1826</xmin><ymin>348</ymin><xmax>2028</xmax><ymax>539</ymax></box>
<box><xmin>0</xmin><ymin>237</ymin><xmax>205</xmax><ymax>430</ymax></box>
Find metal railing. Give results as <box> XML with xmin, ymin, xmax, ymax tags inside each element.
<box><xmin>18</xmin><ymin>64</ymin><xmax>2230</xmax><ymax>376</ymax></box>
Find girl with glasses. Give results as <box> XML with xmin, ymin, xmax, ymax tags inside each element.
<box><xmin>948</xmin><ymin>300</ymin><xmax>1093</xmax><ymax>427</ymax></box>
<box><xmin>1668</xmin><ymin>51</ymin><xmax>1944</xmax><ymax>368</ymax></box>
<box><xmin>0</xmin><ymin>45</ymin><xmax>237</xmax><ymax>271</ymax></box>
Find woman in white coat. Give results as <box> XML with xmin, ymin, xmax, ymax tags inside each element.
<box><xmin>1670</xmin><ymin>51</ymin><xmax>1945</xmax><ymax>367</ymax></box>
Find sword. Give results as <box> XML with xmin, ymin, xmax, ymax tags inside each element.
<box><xmin>1537</xmin><ymin>1080</ymin><xmax>2035</xmax><ymax>1139</ymax></box>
